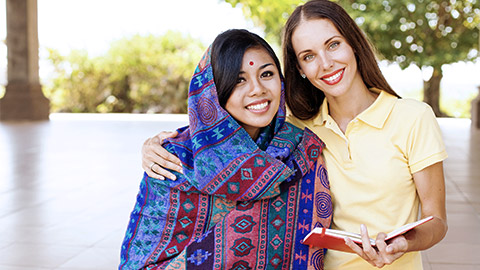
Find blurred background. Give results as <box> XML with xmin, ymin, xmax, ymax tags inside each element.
<box><xmin>0</xmin><ymin>0</ymin><xmax>479</xmax><ymax>269</ymax></box>
<box><xmin>0</xmin><ymin>0</ymin><xmax>479</xmax><ymax>117</ymax></box>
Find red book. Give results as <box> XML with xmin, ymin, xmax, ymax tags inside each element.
<box><xmin>301</xmin><ymin>216</ymin><xmax>434</xmax><ymax>253</ymax></box>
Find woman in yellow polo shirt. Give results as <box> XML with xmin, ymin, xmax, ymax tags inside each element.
<box><xmin>280</xmin><ymin>0</ymin><xmax>447</xmax><ymax>269</ymax></box>
<box><xmin>141</xmin><ymin>1</ymin><xmax>448</xmax><ymax>269</ymax></box>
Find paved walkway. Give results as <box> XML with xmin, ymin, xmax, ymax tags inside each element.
<box><xmin>0</xmin><ymin>114</ymin><xmax>478</xmax><ymax>269</ymax></box>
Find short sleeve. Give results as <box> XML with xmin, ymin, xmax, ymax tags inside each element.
<box><xmin>406</xmin><ymin>104</ymin><xmax>448</xmax><ymax>173</ymax></box>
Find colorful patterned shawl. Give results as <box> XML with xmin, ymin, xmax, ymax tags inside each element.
<box><xmin>120</xmin><ymin>47</ymin><xmax>332</xmax><ymax>270</ymax></box>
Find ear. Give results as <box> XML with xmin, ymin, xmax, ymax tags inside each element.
<box><xmin>296</xmin><ymin>64</ymin><xmax>304</xmax><ymax>76</ymax></box>
<box><xmin>296</xmin><ymin>65</ymin><xmax>307</xmax><ymax>79</ymax></box>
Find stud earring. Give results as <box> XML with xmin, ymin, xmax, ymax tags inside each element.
<box><xmin>301</xmin><ymin>73</ymin><xmax>306</xmax><ymax>79</ymax></box>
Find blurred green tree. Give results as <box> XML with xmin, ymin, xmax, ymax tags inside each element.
<box><xmin>224</xmin><ymin>0</ymin><xmax>304</xmax><ymax>45</ymax></box>
<box><xmin>44</xmin><ymin>31</ymin><xmax>205</xmax><ymax>113</ymax></box>
<box><xmin>224</xmin><ymin>0</ymin><xmax>480</xmax><ymax>116</ymax></box>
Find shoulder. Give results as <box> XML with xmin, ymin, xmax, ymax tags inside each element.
<box><xmin>286</xmin><ymin>107</ymin><xmax>317</xmax><ymax>130</ymax></box>
<box><xmin>285</xmin><ymin>116</ymin><xmax>307</xmax><ymax>130</ymax></box>
<box><xmin>387</xmin><ymin>98</ymin><xmax>442</xmax><ymax>144</ymax></box>
<box><xmin>372</xmin><ymin>92</ymin><xmax>438</xmax><ymax>132</ymax></box>
<box><xmin>394</xmin><ymin>98</ymin><xmax>432</xmax><ymax>113</ymax></box>
<box><xmin>392</xmin><ymin>98</ymin><xmax>435</xmax><ymax>121</ymax></box>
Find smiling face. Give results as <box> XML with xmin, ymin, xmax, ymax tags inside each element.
<box><xmin>225</xmin><ymin>47</ymin><xmax>282</xmax><ymax>140</ymax></box>
<box><xmin>292</xmin><ymin>18</ymin><xmax>366</xmax><ymax>99</ymax></box>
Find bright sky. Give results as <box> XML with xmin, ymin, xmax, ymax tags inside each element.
<box><xmin>0</xmin><ymin>0</ymin><xmax>259</xmax><ymax>54</ymax></box>
<box><xmin>0</xmin><ymin>0</ymin><xmax>258</xmax><ymax>83</ymax></box>
<box><xmin>35</xmin><ymin>0</ymin><xmax>259</xmax><ymax>55</ymax></box>
<box><xmin>1</xmin><ymin>0</ymin><xmax>479</xmax><ymax>113</ymax></box>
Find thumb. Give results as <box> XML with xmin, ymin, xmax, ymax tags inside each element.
<box><xmin>386</xmin><ymin>239</ymin><xmax>408</xmax><ymax>254</ymax></box>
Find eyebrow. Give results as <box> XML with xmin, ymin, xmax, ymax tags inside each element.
<box><xmin>297</xmin><ymin>35</ymin><xmax>342</xmax><ymax>57</ymax></box>
<box><xmin>239</xmin><ymin>63</ymin><xmax>274</xmax><ymax>74</ymax></box>
<box><xmin>260</xmin><ymin>63</ymin><xmax>274</xmax><ymax>69</ymax></box>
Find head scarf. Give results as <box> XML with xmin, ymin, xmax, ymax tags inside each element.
<box><xmin>162</xmin><ymin>46</ymin><xmax>323</xmax><ymax>201</ymax></box>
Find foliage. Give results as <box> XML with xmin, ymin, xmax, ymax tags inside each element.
<box><xmin>224</xmin><ymin>0</ymin><xmax>479</xmax><ymax>66</ymax></box>
<box><xmin>341</xmin><ymin>0</ymin><xmax>479</xmax><ymax>69</ymax></box>
<box><xmin>342</xmin><ymin>0</ymin><xmax>480</xmax><ymax>116</ymax></box>
<box><xmin>224</xmin><ymin>0</ymin><xmax>305</xmax><ymax>45</ymax></box>
<box><xmin>44</xmin><ymin>32</ymin><xmax>205</xmax><ymax>113</ymax></box>
<box><xmin>222</xmin><ymin>0</ymin><xmax>480</xmax><ymax>116</ymax></box>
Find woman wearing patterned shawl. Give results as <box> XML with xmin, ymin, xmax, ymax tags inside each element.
<box><xmin>120</xmin><ymin>29</ymin><xmax>332</xmax><ymax>270</ymax></box>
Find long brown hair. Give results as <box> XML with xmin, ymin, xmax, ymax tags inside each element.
<box><xmin>283</xmin><ymin>0</ymin><xmax>399</xmax><ymax>120</ymax></box>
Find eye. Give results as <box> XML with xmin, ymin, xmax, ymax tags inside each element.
<box><xmin>303</xmin><ymin>54</ymin><xmax>314</xmax><ymax>61</ymax></box>
<box><xmin>260</xmin><ymin>71</ymin><xmax>274</xmax><ymax>78</ymax></box>
<box><xmin>329</xmin><ymin>41</ymin><xmax>340</xmax><ymax>50</ymax></box>
<box><xmin>236</xmin><ymin>77</ymin><xmax>246</xmax><ymax>84</ymax></box>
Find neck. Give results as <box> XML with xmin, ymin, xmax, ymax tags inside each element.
<box><xmin>326</xmin><ymin>85</ymin><xmax>377</xmax><ymax>133</ymax></box>
<box><xmin>245</xmin><ymin>127</ymin><xmax>261</xmax><ymax>141</ymax></box>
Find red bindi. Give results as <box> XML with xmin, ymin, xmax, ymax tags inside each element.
<box><xmin>249</xmin><ymin>61</ymin><xmax>254</xmax><ymax>66</ymax></box>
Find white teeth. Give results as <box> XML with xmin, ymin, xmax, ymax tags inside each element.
<box><xmin>324</xmin><ymin>70</ymin><xmax>343</xmax><ymax>82</ymax></box>
<box><xmin>247</xmin><ymin>101</ymin><xmax>268</xmax><ymax>110</ymax></box>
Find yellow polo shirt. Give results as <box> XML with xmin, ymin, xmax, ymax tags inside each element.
<box><xmin>287</xmin><ymin>89</ymin><xmax>447</xmax><ymax>270</ymax></box>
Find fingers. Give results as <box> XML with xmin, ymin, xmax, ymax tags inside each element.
<box><xmin>359</xmin><ymin>224</ymin><xmax>386</xmax><ymax>268</ymax></box>
<box><xmin>386</xmin><ymin>236</ymin><xmax>408</xmax><ymax>254</ymax></box>
<box><xmin>344</xmin><ymin>227</ymin><xmax>380</xmax><ymax>268</ymax></box>
<box><xmin>360</xmin><ymin>224</ymin><xmax>382</xmax><ymax>267</ymax></box>
<box><xmin>153</xmin><ymin>131</ymin><xmax>183</xmax><ymax>170</ymax></box>
<box><xmin>344</xmin><ymin>237</ymin><xmax>364</xmax><ymax>254</ymax></box>
<box><xmin>151</xmin><ymin>162</ymin><xmax>176</xmax><ymax>180</ymax></box>
<box><xmin>151</xmin><ymin>142</ymin><xmax>183</xmax><ymax>172</ymax></box>
<box><xmin>346</xmin><ymin>225</ymin><xmax>407</xmax><ymax>268</ymax></box>
<box><xmin>155</xmin><ymin>131</ymin><xmax>178</xmax><ymax>145</ymax></box>
<box><xmin>142</xmin><ymin>139</ymin><xmax>167</xmax><ymax>180</ymax></box>
<box><xmin>383</xmin><ymin>236</ymin><xmax>408</xmax><ymax>266</ymax></box>
<box><xmin>143</xmin><ymin>161</ymin><xmax>165</xmax><ymax>180</ymax></box>
<box><xmin>376</xmin><ymin>233</ymin><xmax>393</xmax><ymax>265</ymax></box>
<box><xmin>141</xmin><ymin>131</ymin><xmax>182</xmax><ymax>180</ymax></box>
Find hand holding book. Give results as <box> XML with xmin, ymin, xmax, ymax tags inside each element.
<box><xmin>345</xmin><ymin>224</ymin><xmax>409</xmax><ymax>268</ymax></box>
<box><xmin>302</xmin><ymin>216</ymin><xmax>433</xmax><ymax>253</ymax></box>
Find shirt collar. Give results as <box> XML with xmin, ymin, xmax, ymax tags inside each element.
<box><xmin>357</xmin><ymin>88</ymin><xmax>397</xmax><ymax>129</ymax></box>
<box><xmin>313</xmin><ymin>88</ymin><xmax>397</xmax><ymax>129</ymax></box>
<box><xmin>313</xmin><ymin>97</ymin><xmax>329</xmax><ymax>127</ymax></box>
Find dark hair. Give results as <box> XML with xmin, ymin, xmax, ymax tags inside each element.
<box><xmin>283</xmin><ymin>0</ymin><xmax>399</xmax><ymax>120</ymax></box>
<box><xmin>211</xmin><ymin>29</ymin><xmax>283</xmax><ymax>108</ymax></box>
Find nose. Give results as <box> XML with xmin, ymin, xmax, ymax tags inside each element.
<box><xmin>248</xmin><ymin>78</ymin><xmax>266</xmax><ymax>96</ymax></box>
<box><xmin>318</xmin><ymin>51</ymin><xmax>333</xmax><ymax>70</ymax></box>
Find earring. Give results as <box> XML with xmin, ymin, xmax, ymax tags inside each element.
<box><xmin>301</xmin><ymin>73</ymin><xmax>306</xmax><ymax>79</ymax></box>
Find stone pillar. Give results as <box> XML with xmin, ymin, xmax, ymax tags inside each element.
<box><xmin>471</xmin><ymin>86</ymin><xmax>480</xmax><ymax>130</ymax></box>
<box><xmin>0</xmin><ymin>0</ymin><xmax>49</xmax><ymax>121</ymax></box>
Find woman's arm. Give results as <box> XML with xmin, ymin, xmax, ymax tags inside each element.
<box><xmin>142</xmin><ymin>131</ymin><xmax>183</xmax><ymax>180</ymax></box>
<box><xmin>404</xmin><ymin>161</ymin><xmax>448</xmax><ymax>250</ymax></box>
<box><xmin>345</xmin><ymin>161</ymin><xmax>448</xmax><ymax>268</ymax></box>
